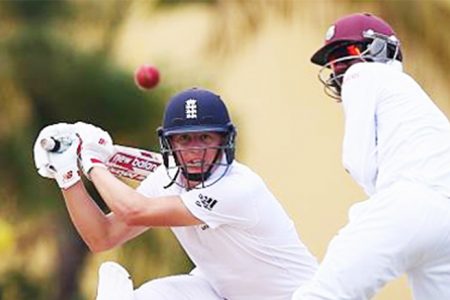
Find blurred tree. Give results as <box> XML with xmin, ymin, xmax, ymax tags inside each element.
<box><xmin>0</xmin><ymin>1</ymin><xmax>170</xmax><ymax>299</ymax></box>
<box><xmin>207</xmin><ymin>0</ymin><xmax>294</xmax><ymax>57</ymax></box>
<box><xmin>206</xmin><ymin>0</ymin><xmax>450</xmax><ymax>86</ymax></box>
<box><xmin>382</xmin><ymin>1</ymin><xmax>450</xmax><ymax>82</ymax></box>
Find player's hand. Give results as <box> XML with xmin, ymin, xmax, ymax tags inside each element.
<box><xmin>47</xmin><ymin>139</ymin><xmax>81</xmax><ymax>189</ymax></box>
<box><xmin>33</xmin><ymin>122</ymin><xmax>75</xmax><ymax>179</ymax></box>
<box><xmin>33</xmin><ymin>122</ymin><xmax>81</xmax><ymax>189</ymax></box>
<box><xmin>74</xmin><ymin>122</ymin><xmax>114</xmax><ymax>178</ymax></box>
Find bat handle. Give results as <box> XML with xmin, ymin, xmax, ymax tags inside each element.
<box><xmin>40</xmin><ymin>136</ymin><xmax>73</xmax><ymax>153</ymax></box>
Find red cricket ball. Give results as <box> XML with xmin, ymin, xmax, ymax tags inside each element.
<box><xmin>134</xmin><ymin>64</ymin><xmax>160</xmax><ymax>90</ymax></box>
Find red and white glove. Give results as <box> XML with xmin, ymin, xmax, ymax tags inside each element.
<box><xmin>47</xmin><ymin>140</ymin><xmax>81</xmax><ymax>189</ymax></box>
<box><xmin>33</xmin><ymin>123</ymin><xmax>81</xmax><ymax>189</ymax></box>
<box><xmin>74</xmin><ymin>122</ymin><xmax>114</xmax><ymax>179</ymax></box>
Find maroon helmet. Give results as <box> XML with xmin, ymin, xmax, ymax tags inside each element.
<box><xmin>311</xmin><ymin>12</ymin><xmax>401</xmax><ymax>66</ymax></box>
<box><xmin>312</xmin><ymin>13</ymin><xmax>402</xmax><ymax>100</ymax></box>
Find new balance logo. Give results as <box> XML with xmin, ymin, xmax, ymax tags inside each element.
<box><xmin>185</xmin><ymin>99</ymin><xmax>197</xmax><ymax>119</ymax></box>
<box><xmin>195</xmin><ymin>193</ymin><xmax>218</xmax><ymax>211</ymax></box>
<box><xmin>63</xmin><ymin>170</ymin><xmax>73</xmax><ymax>181</ymax></box>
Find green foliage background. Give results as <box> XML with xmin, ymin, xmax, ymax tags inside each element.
<box><xmin>0</xmin><ymin>1</ymin><xmax>176</xmax><ymax>299</ymax></box>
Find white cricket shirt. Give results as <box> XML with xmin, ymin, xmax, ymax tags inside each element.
<box><xmin>341</xmin><ymin>62</ymin><xmax>450</xmax><ymax>197</ymax></box>
<box><xmin>137</xmin><ymin>161</ymin><xmax>318</xmax><ymax>300</ymax></box>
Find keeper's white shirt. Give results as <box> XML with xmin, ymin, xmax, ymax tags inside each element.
<box><xmin>137</xmin><ymin>161</ymin><xmax>318</xmax><ymax>300</ymax></box>
<box><xmin>341</xmin><ymin>62</ymin><xmax>450</xmax><ymax>196</ymax></box>
<box><xmin>292</xmin><ymin>63</ymin><xmax>450</xmax><ymax>300</ymax></box>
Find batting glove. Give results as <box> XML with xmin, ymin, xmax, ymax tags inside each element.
<box><xmin>33</xmin><ymin>123</ymin><xmax>75</xmax><ymax>178</ymax></box>
<box><xmin>33</xmin><ymin>123</ymin><xmax>81</xmax><ymax>189</ymax></box>
<box><xmin>47</xmin><ymin>138</ymin><xmax>81</xmax><ymax>189</ymax></box>
<box><xmin>74</xmin><ymin>122</ymin><xmax>114</xmax><ymax>179</ymax></box>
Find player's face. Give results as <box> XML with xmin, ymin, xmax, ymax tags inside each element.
<box><xmin>170</xmin><ymin>132</ymin><xmax>224</xmax><ymax>175</ymax></box>
<box><xmin>328</xmin><ymin>44</ymin><xmax>363</xmax><ymax>76</ymax></box>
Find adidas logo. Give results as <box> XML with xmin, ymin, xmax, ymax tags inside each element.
<box><xmin>195</xmin><ymin>193</ymin><xmax>218</xmax><ymax>211</ymax></box>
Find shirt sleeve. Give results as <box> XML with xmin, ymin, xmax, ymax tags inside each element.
<box><xmin>179</xmin><ymin>175</ymin><xmax>259</xmax><ymax>229</ymax></box>
<box><xmin>341</xmin><ymin>63</ymin><xmax>379</xmax><ymax>196</ymax></box>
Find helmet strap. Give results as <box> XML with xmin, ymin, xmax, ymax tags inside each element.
<box><xmin>180</xmin><ymin>148</ymin><xmax>223</xmax><ymax>187</ymax></box>
<box><xmin>163</xmin><ymin>168</ymin><xmax>180</xmax><ymax>189</ymax></box>
<box><xmin>159</xmin><ymin>127</ymin><xmax>236</xmax><ymax>189</ymax></box>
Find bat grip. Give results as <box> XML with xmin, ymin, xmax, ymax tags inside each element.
<box><xmin>40</xmin><ymin>137</ymin><xmax>72</xmax><ymax>153</ymax></box>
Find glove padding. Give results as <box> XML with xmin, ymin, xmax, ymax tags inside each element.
<box><xmin>34</xmin><ymin>123</ymin><xmax>75</xmax><ymax>178</ymax></box>
<box><xmin>47</xmin><ymin>140</ymin><xmax>81</xmax><ymax>189</ymax></box>
<box><xmin>33</xmin><ymin>123</ymin><xmax>81</xmax><ymax>189</ymax></box>
<box><xmin>74</xmin><ymin>122</ymin><xmax>114</xmax><ymax>179</ymax></box>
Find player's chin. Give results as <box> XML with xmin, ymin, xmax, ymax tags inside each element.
<box><xmin>184</xmin><ymin>163</ymin><xmax>213</xmax><ymax>174</ymax></box>
<box><xmin>186</xmin><ymin>167</ymin><xmax>205</xmax><ymax>174</ymax></box>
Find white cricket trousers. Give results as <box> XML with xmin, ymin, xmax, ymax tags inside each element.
<box><xmin>292</xmin><ymin>181</ymin><xmax>450</xmax><ymax>300</ymax></box>
<box><xmin>134</xmin><ymin>273</ymin><xmax>224</xmax><ymax>300</ymax></box>
<box><xmin>96</xmin><ymin>262</ymin><xmax>224</xmax><ymax>300</ymax></box>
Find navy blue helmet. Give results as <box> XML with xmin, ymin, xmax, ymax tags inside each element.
<box><xmin>157</xmin><ymin>87</ymin><xmax>236</xmax><ymax>188</ymax></box>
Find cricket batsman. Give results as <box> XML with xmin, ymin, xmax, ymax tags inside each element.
<box><xmin>33</xmin><ymin>88</ymin><xmax>318</xmax><ymax>299</ymax></box>
<box><xmin>292</xmin><ymin>13</ymin><xmax>450</xmax><ymax>300</ymax></box>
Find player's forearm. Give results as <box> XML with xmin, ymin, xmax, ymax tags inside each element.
<box><xmin>90</xmin><ymin>167</ymin><xmax>147</xmax><ymax>224</ymax></box>
<box><xmin>90</xmin><ymin>167</ymin><xmax>202</xmax><ymax>227</ymax></box>
<box><xmin>62</xmin><ymin>181</ymin><xmax>116</xmax><ymax>252</ymax></box>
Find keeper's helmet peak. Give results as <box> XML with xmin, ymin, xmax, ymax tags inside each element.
<box><xmin>312</xmin><ymin>13</ymin><xmax>403</xmax><ymax>100</ymax></box>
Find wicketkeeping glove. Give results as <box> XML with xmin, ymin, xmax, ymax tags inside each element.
<box><xmin>74</xmin><ymin>122</ymin><xmax>114</xmax><ymax>179</ymax></box>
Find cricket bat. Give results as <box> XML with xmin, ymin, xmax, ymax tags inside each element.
<box><xmin>40</xmin><ymin>137</ymin><xmax>162</xmax><ymax>182</ymax></box>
